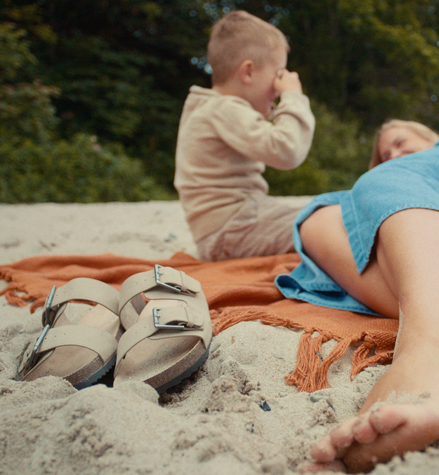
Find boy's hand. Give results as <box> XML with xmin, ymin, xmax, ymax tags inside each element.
<box><xmin>274</xmin><ymin>70</ymin><xmax>303</xmax><ymax>95</ymax></box>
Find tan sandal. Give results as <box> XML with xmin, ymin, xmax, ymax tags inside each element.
<box><xmin>18</xmin><ymin>278</ymin><xmax>121</xmax><ymax>389</ymax></box>
<box><xmin>113</xmin><ymin>265</ymin><xmax>212</xmax><ymax>393</ymax></box>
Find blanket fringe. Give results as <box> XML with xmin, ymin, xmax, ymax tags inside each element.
<box><xmin>210</xmin><ymin>307</ymin><xmax>304</xmax><ymax>334</ymax></box>
<box><xmin>211</xmin><ymin>307</ymin><xmax>393</xmax><ymax>393</ymax></box>
<box><xmin>0</xmin><ymin>282</ymin><xmax>34</xmax><ymax>308</ymax></box>
<box><xmin>351</xmin><ymin>333</ymin><xmax>394</xmax><ymax>379</ymax></box>
<box><xmin>285</xmin><ymin>332</ymin><xmax>353</xmax><ymax>392</ymax></box>
<box><xmin>285</xmin><ymin>332</ymin><xmax>326</xmax><ymax>391</ymax></box>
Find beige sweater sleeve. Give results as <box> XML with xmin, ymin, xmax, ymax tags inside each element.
<box><xmin>210</xmin><ymin>91</ymin><xmax>315</xmax><ymax>170</ymax></box>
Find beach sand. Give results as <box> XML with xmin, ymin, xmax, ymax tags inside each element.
<box><xmin>1</xmin><ymin>199</ymin><xmax>439</xmax><ymax>474</ymax></box>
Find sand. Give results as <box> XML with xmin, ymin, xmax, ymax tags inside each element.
<box><xmin>1</xmin><ymin>199</ymin><xmax>439</xmax><ymax>474</ymax></box>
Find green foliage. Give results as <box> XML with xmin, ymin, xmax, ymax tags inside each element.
<box><xmin>0</xmin><ymin>23</ymin><xmax>36</xmax><ymax>81</ymax></box>
<box><xmin>307</xmin><ymin>102</ymin><xmax>371</xmax><ymax>190</ymax></box>
<box><xmin>9</xmin><ymin>0</ymin><xmax>211</xmax><ymax>188</ymax></box>
<box><xmin>265</xmin><ymin>102</ymin><xmax>372</xmax><ymax>195</ymax></box>
<box><xmin>0</xmin><ymin>0</ymin><xmax>438</xmax><ymax>200</ymax></box>
<box><xmin>0</xmin><ymin>134</ymin><xmax>170</xmax><ymax>203</ymax></box>
<box><xmin>0</xmin><ymin>23</ymin><xmax>58</xmax><ymax>142</ymax></box>
<box><xmin>0</xmin><ymin>19</ymin><xmax>171</xmax><ymax>203</ymax></box>
<box><xmin>0</xmin><ymin>1</ymin><xmax>57</xmax><ymax>44</ymax></box>
<box><xmin>48</xmin><ymin>34</ymin><xmax>147</xmax><ymax>139</ymax></box>
<box><xmin>283</xmin><ymin>0</ymin><xmax>439</xmax><ymax>127</ymax></box>
<box><xmin>336</xmin><ymin>0</ymin><xmax>439</xmax><ymax>124</ymax></box>
<box><xmin>0</xmin><ymin>80</ymin><xmax>59</xmax><ymax>142</ymax></box>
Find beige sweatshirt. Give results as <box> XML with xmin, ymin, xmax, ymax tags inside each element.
<box><xmin>174</xmin><ymin>86</ymin><xmax>315</xmax><ymax>242</ymax></box>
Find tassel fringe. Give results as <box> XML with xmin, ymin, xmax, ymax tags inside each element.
<box><xmin>211</xmin><ymin>307</ymin><xmax>394</xmax><ymax>392</ymax></box>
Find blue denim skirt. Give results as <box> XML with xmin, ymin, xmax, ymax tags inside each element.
<box><xmin>276</xmin><ymin>142</ymin><xmax>439</xmax><ymax>316</ymax></box>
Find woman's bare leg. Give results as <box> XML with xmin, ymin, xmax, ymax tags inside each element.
<box><xmin>299</xmin><ymin>206</ymin><xmax>439</xmax><ymax>473</ymax></box>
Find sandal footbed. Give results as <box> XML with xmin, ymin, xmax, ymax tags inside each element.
<box><xmin>23</xmin><ymin>304</ymin><xmax>120</xmax><ymax>389</ymax></box>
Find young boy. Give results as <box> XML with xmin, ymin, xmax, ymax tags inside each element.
<box><xmin>174</xmin><ymin>10</ymin><xmax>315</xmax><ymax>261</ymax></box>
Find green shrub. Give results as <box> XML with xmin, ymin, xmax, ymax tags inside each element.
<box><xmin>0</xmin><ymin>23</ymin><xmax>37</xmax><ymax>82</ymax></box>
<box><xmin>0</xmin><ymin>23</ymin><xmax>59</xmax><ymax>143</ymax></box>
<box><xmin>0</xmin><ymin>133</ymin><xmax>171</xmax><ymax>203</ymax></box>
<box><xmin>0</xmin><ymin>80</ymin><xmax>59</xmax><ymax>142</ymax></box>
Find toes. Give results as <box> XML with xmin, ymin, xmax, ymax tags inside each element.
<box><xmin>310</xmin><ymin>435</ymin><xmax>338</xmax><ymax>463</ymax></box>
<box><xmin>329</xmin><ymin>417</ymin><xmax>358</xmax><ymax>449</ymax></box>
<box><xmin>342</xmin><ymin>403</ymin><xmax>439</xmax><ymax>473</ymax></box>
<box><xmin>311</xmin><ymin>418</ymin><xmax>362</xmax><ymax>463</ymax></box>
<box><xmin>369</xmin><ymin>405</ymin><xmax>409</xmax><ymax>434</ymax></box>
<box><xmin>352</xmin><ymin>415</ymin><xmax>378</xmax><ymax>444</ymax></box>
<box><xmin>311</xmin><ymin>403</ymin><xmax>439</xmax><ymax>472</ymax></box>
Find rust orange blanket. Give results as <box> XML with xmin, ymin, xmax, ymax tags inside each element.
<box><xmin>0</xmin><ymin>252</ymin><xmax>399</xmax><ymax>392</ymax></box>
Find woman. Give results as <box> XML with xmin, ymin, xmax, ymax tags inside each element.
<box><xmin>276</xmin><ymin>120</ymin><xmax>439</xmax><ymax>473</ymax></box>
<box><xmin>369</xmin><ymin>119</ymin><xmax>438</xmax><ymax>168</ymax></box>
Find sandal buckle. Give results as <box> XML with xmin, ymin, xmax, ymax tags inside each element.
<box><xmin>20</xmin><ymin>323</ymin><xmax>51</xmax><ymax>374</ymax></box>
<box><xmin>153</xmin><ymin>307</ymin><xmax>191</xmax><ymax>331</ymax></box>
<box><xmin>41</xmin><ymin>286</ymin><xmax>57</xmax><ymax>326</ymax></box>
<box><xmin>154</xmin><ymin>265</ymin><xmax>194</xmax><ymax>295</ymax></box>
<box><xmin>20</xmin><ymin>285</ymin><xmax>57</xmax><ymax>375</ymax></box>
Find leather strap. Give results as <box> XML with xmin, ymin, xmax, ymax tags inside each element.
<box><xmin>118</xmin><ymin>267</ymin><xmax>201</xmax><ymax>315</ymax></box>
<box><xmin>114</xmin><ymin>306</ymin><xmax>208</xmax><ymax>376</ymax></box>
<box><xmin>50</xmin><ymin>278</ymin><xmax>120</xmax><ymax>318</ymax></box>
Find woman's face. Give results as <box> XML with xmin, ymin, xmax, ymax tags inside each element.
<box><xmin>378</xmin><ymin>126</ymin><xmax>436</xmax><ymax>163</ymax></box>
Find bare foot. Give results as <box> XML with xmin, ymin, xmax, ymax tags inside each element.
<box><xmin>306</xmin><ymin>342</ymin><xmax>439</xmax><ymax>473</ymax></box>
<box><xmin>309</xmin><ymin>402</ymin><xmax>439</xmax><ymax>473</ymax></box>
<box><xmin>306</xmin><ymin>335</ymin><xmax>439</xmax><ymax>473</ymax></box>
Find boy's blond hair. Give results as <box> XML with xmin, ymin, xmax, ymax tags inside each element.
<box><xmin>207</xmin><ymin>10</ymin><xmax>290</xmax><ymax>85</ymax></box>
<box><xmin>369</xmin><ymin>119</ymin><xmax>439</xmax><ymax>169</ymax></box>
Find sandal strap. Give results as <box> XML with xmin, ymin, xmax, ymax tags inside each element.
<box><xmin>118</xmin><ymin>266</ymin><xmax>201</xmax><ymax>316</ymax></box>
<box><xmin>20</xmin><ymin>278</ymin><xmax>120</xmax><ymax>377</ymax></box>
<box><xmin>19</xmin><ymin>325</ymin><xmax>117</xmax><ymax>375</ymax></box>
<box><xmin>43</xmin><ymin>278</ymin><xmax>119</xmax><ymax>327</ymax></box>
<box><xmin>114</xmin><ymin>306</ymin><xmax>208</xmax><ymax>377</ymax></box>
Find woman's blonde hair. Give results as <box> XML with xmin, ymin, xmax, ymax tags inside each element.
<box><xmin>369</xmin><ymin>119</ymin><xmax>439</xmax><ymax>169</ymax></box>
<box><xmin>207</xmin><ymin>10</ymin><xmax>289</xmax><ymax>85</ymax></box>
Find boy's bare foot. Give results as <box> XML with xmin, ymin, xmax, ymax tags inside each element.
<box><xmin>304</xmin><ymin>341</ymin><xmax>439</xmax><ymax>473</ymax></box>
